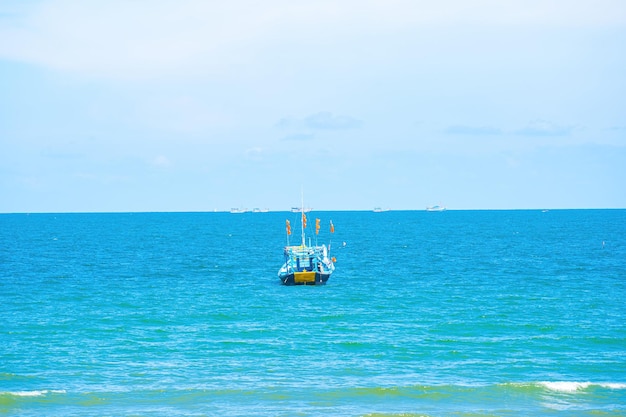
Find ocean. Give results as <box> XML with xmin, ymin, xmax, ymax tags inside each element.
<box><xmin>1</xmin><ymin>210</ymin><xmax>625</xmax><ymax>416</ymax></box>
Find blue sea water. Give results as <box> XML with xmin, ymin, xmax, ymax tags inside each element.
<box><xmin>1</xmin><ymin>209</ymin><xmax>625</xmax><ymax>416</ymax></box>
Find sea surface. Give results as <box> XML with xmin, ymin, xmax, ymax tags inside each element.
<box><xmin>1</xmin><ymin>210</ymin><xmax>625</xmax><ymax>416</ymax></box>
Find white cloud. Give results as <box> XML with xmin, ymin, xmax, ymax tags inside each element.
<box><xmin>445</xmin><ymin>125</ymin><xmax>503</xmax><ymax>135</ymax></box>
<box><xmin>152</xmin><ymin>155</ymin><xmax>171</xmax><ymax>168</ymax></box>
<box><xmin>304</xmin><ymin>112</ymin><xmax>362</xmax><ymax>130</ymax></box>
<box><xmin>1</xmin><ymin>0</ymin><xmax>623</xmax><ymax>80</ymax></box>
<box><xmin>132</xmin><ymin>96</ymin><xmax>231</xmax><ymax>133</ymax></box>
<box><xmin>244</xmin><ymin>147</ymin><xmax>263</xmax><ymax>160</ymax></box>
<box><xmin>515</xmin><ymin>120</ymin><xmax>576</xmax><ymax>137</ymax></box>
<box><xmin>1</xmin><ymin>1</ymin><xmax>281</xmax><ymax>79</ymax></box>
<box><xmin>281</xmin><ymin>133</ymin><xmax>316</xmax><ymax>142</ymax></box>
<box><xmin>443</xmin><ymin>121</ymin><xmax>582</xmax><ymax>138</ymax></box>
<box><xmin>278</xmin><ymin>112</ymin><xmax>361</xmax><ymax>131</ymax></box>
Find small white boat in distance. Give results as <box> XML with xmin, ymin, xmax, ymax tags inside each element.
<box><xmin>426</xmin><ymin>205</ymin><xmax>446</xmax><ymax>212</ymax></box>
<box><xmin>291</xmin><ymin>207</ymin><xmax>312</xmax><ymax>213</ymax></box>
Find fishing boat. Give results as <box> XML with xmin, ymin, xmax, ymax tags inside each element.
<box><xmin>278</xmin><ymin>208</ymin><xmax>336</xmax><ymax>285</ymax></box>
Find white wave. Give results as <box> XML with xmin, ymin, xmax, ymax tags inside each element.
<box><xmin>598</xmin><ymin>382</ymin><xmax>626</xmax><ymax>390</ymax></box>
<box><xmin>539</xmin><ymin>381</ymin><xmax>626</xmax><ymax>393</ymax></box>
<box><xmin>540</xmin><ymin>382</ymin><xmax>591</xmax><ymax>392</ymax></box>
<box><xmin>2</xmin><ymin>389</ymin><xmax>66</xmax><ymax>397</ymax></box>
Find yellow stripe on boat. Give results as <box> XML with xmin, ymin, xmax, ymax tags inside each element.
<box><xmin>294</xmin><ymin>271</ymin><xmax>316</xmax><ymax>283</ymax></box>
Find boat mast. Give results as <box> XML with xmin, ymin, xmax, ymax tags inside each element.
<box><xmin>300</xmin><ymin>190</ymin><xmax>306</xmax><ymax>246</ymax></box>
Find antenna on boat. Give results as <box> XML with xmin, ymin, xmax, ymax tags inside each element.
<box><xmin>300</xmin><ymin>188</ymin><xmax>306</xmax><ymax>247</ymax></box>
<box><xmin>329</xmin><ymin>220</ymin><xmax>334</xmax><ymax>257</ymax></box>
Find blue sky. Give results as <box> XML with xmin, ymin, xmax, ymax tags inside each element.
<box><xmin>1</xmin><ymin>0</ymin><xmax>625</xmax><ymax>212</ymax></box>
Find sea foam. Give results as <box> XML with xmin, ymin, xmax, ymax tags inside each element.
<box><xmin>2</xmin><ymin>390</ymin><xmax>66</xmax><ymax>397</ymax></box>
<box><xmin>539</xmin><ymin>382</ymin><xmax>626</xmax><ymax>393</ymax></box>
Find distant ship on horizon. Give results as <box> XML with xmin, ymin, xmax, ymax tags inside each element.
<box><xmin>230</xmin><ymin>208</ymin><xmax>248</xmax><ymax>214</ymax></box>
<box><xmin>291</xmin><ymin>206</ymin><xmax>312</xmax><ymax>213</ymax></box>
<box><xmin>426</xmin><ymin>205</ymin><xmax>446</xmax><ymax>212</ymax></box>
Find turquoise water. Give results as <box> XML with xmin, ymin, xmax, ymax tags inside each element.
<box><xmin>1</xmin><ymin>210</ymin><xmax>625</xmax><ymax>416</ymax></box>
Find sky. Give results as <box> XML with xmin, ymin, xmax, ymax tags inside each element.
<box><xmin>1</xmin><ymin>0</ymin><xmax>625</xmax><ymax>212</ymax></box>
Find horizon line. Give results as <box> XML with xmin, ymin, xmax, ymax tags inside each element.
<box><xmin>1</xmin><ymin>207</ymin><xmax>624</xmax><ymax>215</ymax></box>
